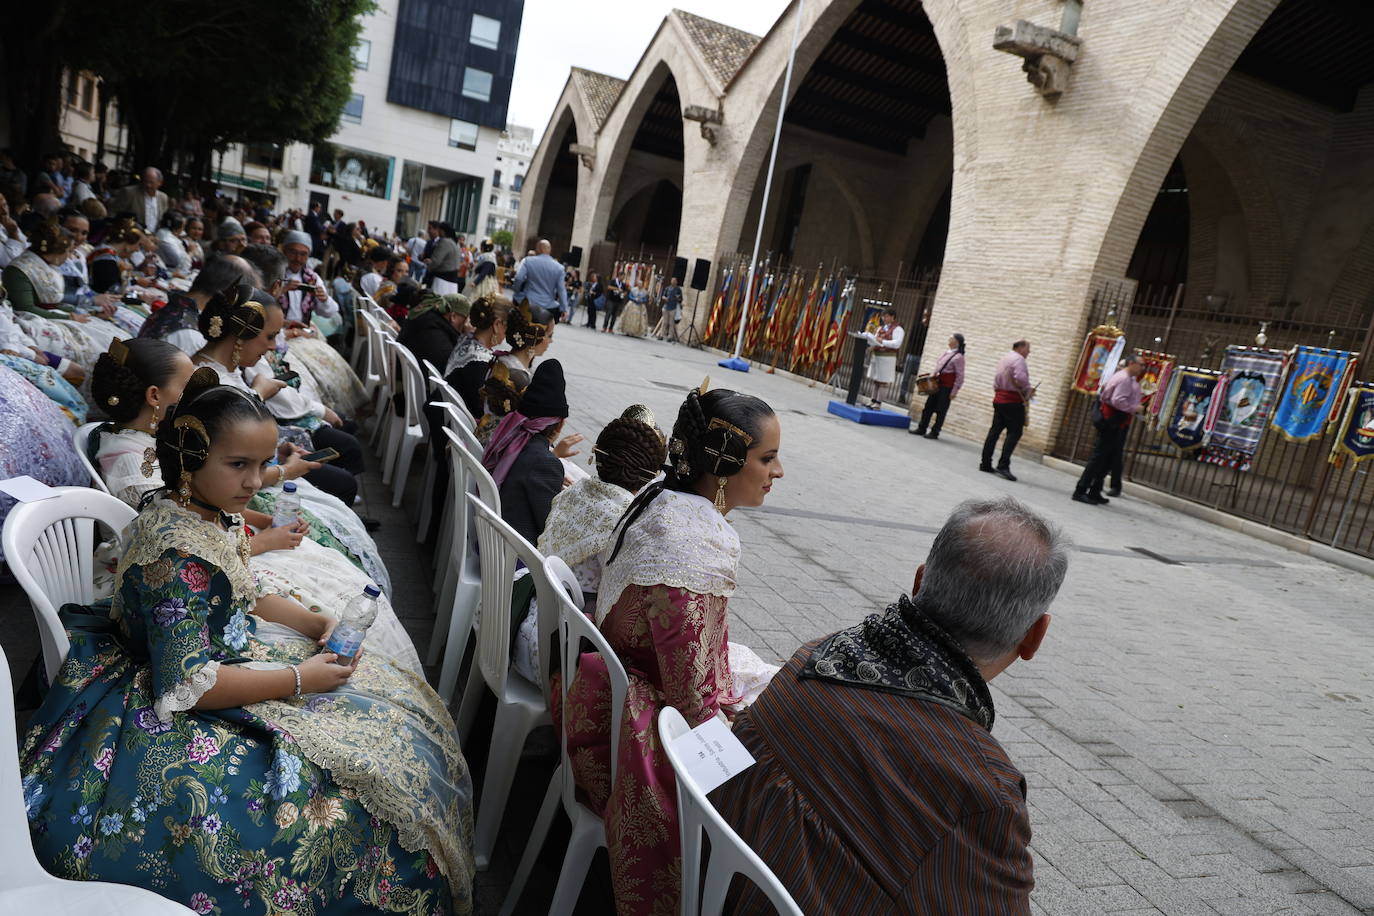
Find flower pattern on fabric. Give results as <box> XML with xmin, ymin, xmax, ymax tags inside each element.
<box><xmin>20</xmin><ymin>498</ymin><xmax>475</xmax><ymax>914</ymax></box>
<box><xmin>0</xmin><ymin>364</ymin><xmax>86</xmax><ymax>564</ymax></box>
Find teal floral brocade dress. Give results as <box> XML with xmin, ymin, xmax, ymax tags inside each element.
<box><xmin>20</xmin><ymin>500</ymin><xmax>475</xmax><ymax>915</ymax></box>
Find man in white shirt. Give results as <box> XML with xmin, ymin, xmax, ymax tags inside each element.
<box><xmin>279</xmin><ymin>230</ymin><xmax>339</xmax><ymax>328</ymax></box>
<box><xmin>359</xmin><ymin>247</ymin><xmax>390</xmax><ymax>299</ymax></box>
<box><xmin>862</xmin><ymin>307</ymin><xmax>906</xmax><ymax>409</ymax></box>
<box><xmin>109</xmin><ymin>167</ymin><xmax>169</xmax><ymax>230</ymax></box>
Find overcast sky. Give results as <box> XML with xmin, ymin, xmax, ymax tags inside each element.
<box><xmin>507</xmin><ymin>0</ymin><xmax>792</xmax><ymax>137</ymax></box>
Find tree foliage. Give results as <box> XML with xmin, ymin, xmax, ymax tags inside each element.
<box><xmin>2</xmin><ymin>0</ymin><xmax>373</xmax><ymax>177</ymax></box>
<box><xmin>491</xmin><ymin>229</ymin><xmax>514</xmax><ymax>250</ymax></box>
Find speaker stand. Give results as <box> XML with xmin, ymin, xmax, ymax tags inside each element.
<box><xmin>681</xmin><ymin>289</ymin><xmax>704</xmax><ymax>348</ymax></box>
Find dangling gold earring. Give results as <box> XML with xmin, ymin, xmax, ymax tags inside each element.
<box><xmin>714</xmin><ymin>476</ymin><xmax>728</xmax><ymax>514</ymax></box>
<box><xmin>178</xmin><ymin>469</ymin><xmax>193</xmax><ymax>504</ymax></box>
<box><xmin>149</xmin><ymin>404</ymin><xmax>160</xmax><ymax>435</ymax></box>
<box><xmin>230</xmin><ymin>339</ymin><xmax>242</xmax><ymax>369</ymax></box>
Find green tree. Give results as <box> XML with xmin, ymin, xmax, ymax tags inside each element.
<box><xmin>491</xmin><ymin>229</ymin><xmax>514</xmax><ymax>250</ymax></box>
<box><xmin>2</xmin><ymin>0</ymin><xmax>372</xmax><ymax>178</ymax></box>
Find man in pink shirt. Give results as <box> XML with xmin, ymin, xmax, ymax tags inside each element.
<box><xmin>980</xmin><ymin>340</ymin><xmax>1034</xmax><ymax>480</ymax></box>
<box><xmin>1073</xmin><ymin>354</ymin><xmax>1147</xmax><ymax>505</ymax></box>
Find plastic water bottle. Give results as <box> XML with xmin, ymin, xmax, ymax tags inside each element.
<box><xmin>325</xmin><ymin>584</ymin><xmax>381</xmax><ymax>665</ymax></box>
<box><xmin>271</xmin><ymin>481</ymin><xmax>300</xmax><ymax>528</ymax></box>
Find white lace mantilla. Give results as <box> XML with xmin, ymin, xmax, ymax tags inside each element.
<box><xmin>537</xmin><ymin>477</ymin><xmax>633</xmax><ymax>570</ymax></box>
<box><xmin>154</xmin><ymin>659</ymin><xmax>221</xmax><ymax>723</ymax></box>
<box><xmin>594</xmin><ymin>488</ymin><xmax>740</xmax><ymax>624</ymax></box>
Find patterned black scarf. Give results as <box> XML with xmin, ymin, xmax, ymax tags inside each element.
<box><xmin>801</xmin><ymin>594</ymin><xmax>996</xmax><ymax>729</ymax></box>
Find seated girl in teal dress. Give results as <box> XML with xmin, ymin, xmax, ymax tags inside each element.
<box><xmin>21</xmin><ymin>370</ymin><xmax>476</xmax><ymax>915</ymax></box>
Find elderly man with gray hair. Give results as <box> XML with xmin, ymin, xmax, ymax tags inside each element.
<box><xmin>278</xmin><ymin>228</ymin><xmax>339</xmax><ymax>331</ymax></box>
<box><xmin>713</xmin><ymin>496</ymin><xmax>1067</xmax><ymax>915</ymax></box>
<box><xmin>109</xmin><ymin>167</ymin><xmax>168</xmax><ymax>231</ymax></box>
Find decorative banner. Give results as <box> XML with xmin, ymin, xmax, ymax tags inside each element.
<box><xmin>1270</xmin><ymin>346</ymin><xmax>1358</xmax><ymax>443</ymax></box>
<box><xmin>1164</xmin><ymin>369</ymin><xmax>1220</xmax><ymax>450</ymax></box>
<box><xmin>1330</xmin><ymin>385</ymin><xmax>1374</xmax><ymax>466</ymax></box>
<box><xmin>1072</xmin><ymin>325</ymin><xmax>1126</xmax><ymax>394</ymax></box>
<box><xmin>1134</xmin><ymin>349</ymin><xmax>1175</xmax><ymax>409</ymax></box>
<box><xmin>1200</xmin><ymin>347</ymin><xmax>1286</xmax><ymax>471</ymax></box>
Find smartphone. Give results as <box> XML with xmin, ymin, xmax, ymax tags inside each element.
<box><xmin>301</xmin><ymin>447</ymin><xmax>340</xmax><ymax>464</ymax></box>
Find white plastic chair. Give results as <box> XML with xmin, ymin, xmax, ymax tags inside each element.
<box><xmin>381</xmin><ymin>339</ymin><xmax>426</xmax><ymax>507</ymax></box>
<box><xmin>349</xmin><ymin>301</ymin><xmax>371</xmax><ymax>376</ymax></box>
<box><xmin>428</xmin><ymin>370</ymin><xmax>478</xmax><ymax>431</ymax></box>
<box><xmin>366</xmin><ymin>316</ymin><xmax>397</xmax><ymax>455</ymax></box>
<box><xmin>461</xmin><ymin>495</ymin><xmax>562</xmax><ymax>870</ymax></box>
<box><xmin>414</xmin><ymin>360</ymin><xmax>446</xmax><ymax>540</ymax></box>
<box><xmin>355</xmin><ymin>309</ymin><xmax>384</xmax><ymax>404</ymax></box>
<box><xmin>1</xmin><ymin>488</ymin><xmax>136</xmax><ymax>685</ymax></box>
<box><xmin>424</xmin><ymin>400</ymin><xmax>483</xmax><ymax>585</ymax></box>
<box><xmin>0</xmin><ymin>642</ymin><xmax>198</xmax><ymax>913</ymax></box>
<box><xmin>659</xmin><ymin>707</ymin><xmax>804</xmax><ymax>916</ymax></box>
<box><xmin>72</xmin><ymin>423</ymin><xmax>109</xmax><ymax>494</ymax></box>
<box><xmin>500</xmin><ymin>557</ymin><xmax>626</xmax><ymax>916</ymax></box>
<box><xmin>427</xmin><ymin>426</ymin><xmax>496</xmax><ymax>698</ymax></box>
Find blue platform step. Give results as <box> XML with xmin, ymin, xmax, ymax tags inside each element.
<box><xmin>827</xmin><ymin>400</ymin><xmax>909</xmax><ymax>427</ymax></box>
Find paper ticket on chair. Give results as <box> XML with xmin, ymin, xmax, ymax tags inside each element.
<box><xmin>670</xmin><ymin>716</ymin><xmax>756</xmax><ymax>794</ymax></box>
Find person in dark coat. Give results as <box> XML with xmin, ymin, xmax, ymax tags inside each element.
<box><xmin>479</xmin><ymin>359</ymin><xmax>583</xmax><ymax>543</ymax></box>
<box><xmin>399</xmin><ymin>291</ymin><xmax>469</xmax><ymax>372</ymax></box>
<box><xmin>713</xmin><ymin>497</ymin><xmax>1066</xmax><ymax>916</ymax></box>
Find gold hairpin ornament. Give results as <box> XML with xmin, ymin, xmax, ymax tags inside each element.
<box><xmin>172</xmin><ymin>415</ymin><xmax>210</xmax><ymax>460</ymax></box>
<box><xmin>208</xmin><ymin>315</ymin><xmax>223</xmax><ymax>338</ymax></box>
<box><xmin>108</xmin><ymin>338</ymin><xmax>130</xmax><ymax>366</ymax></box>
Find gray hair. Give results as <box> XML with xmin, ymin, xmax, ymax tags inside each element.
<box><xmin>914</xmin><ymin>497</ymin><xmax>1068</xmax><ymax>663</ymax></box>
<box><xmin>191</xmin><ymin>253</ymin><xmax>258</xmax><ymax>296</ymax></box>
<box><xmin>240</xmin><ymin>243</ymin><xmax>287</xmax><ymax>285</ymax></box>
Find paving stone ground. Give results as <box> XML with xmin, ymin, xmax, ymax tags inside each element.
<box><xmin>4</xmin><ymin>320</ymin><xmax>1371</xmax><ymax>915</ymax></box>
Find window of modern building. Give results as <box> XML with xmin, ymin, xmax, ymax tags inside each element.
<box><xmin>511</xmin><ymin>199</ymin><xmax>519</xmax><ymax>213</ymax></box>
<box><xmin>462</xmin><ymin>67</ymin><xmax>493</xmax><ymax>102</ymax></box>
<box><xmin>448</xmin><ymin>119</ymin><xmax>479</xmax><ymax>151</ymax></box>
<box><xmin>489</xmin><ymin>193</ymin><xmax>498</xmax><ymax>206</ymax></box>
<box><xmin>353</xmin><ymin>39</ymin><xmax>371</xmax><ymax>70</ymax></box>
<box><xmin>470</xmin><ymin>14</ymin><xmax>501</xmax><ymax>50</ymax></box>
<box><xmin>493</xmin><ymin>169</ymin><xmax>502</xmax><ymax>189</ymax></box>
<box><xmin>512</xmin><ymin>174</ymin><xmax>524</xmax><ymax>192</ymax></box>
<box><xmin>310</xmin><ymin>143</ymin><xmax>394</xmax><ymax>199</ymax></box>
<box><xmin>343</xmin><ymin>93</ymin><xmax>364</xmax><ymax>124</ymax></box>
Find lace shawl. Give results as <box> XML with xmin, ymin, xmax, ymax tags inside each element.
<box><xmin>94</xmin><ymin>426</ymin><xmax>161</xmax><ymax>506</ymax></box>
<box><xmin>538</xmin><ymin>477</ymin><xmax>633</xmax><ymax>571</ymax></box>
<box><xmin>443</xmin><ymin>333</ymin><xmax>494</xmax><ymax>377</ymax></box>
<box><xmin>10</xmin><ymin>250</ymin><xmax>66</xmax><ymax>304</ymax></box>
<box><xmin>594</xmin><ymin>488</ymin><xmax>739</xmax><ymax>624</ymax></box>
<box><xmin>115</xmin><ymin>498</ymin><xmax>254</xmax><ymax>720</ymax></box>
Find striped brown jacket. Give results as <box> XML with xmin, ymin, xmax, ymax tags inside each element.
<box><xmin>711</xmin><ymin>640</ymin><xmax>1033</xmax><ymax>915</ymax></box>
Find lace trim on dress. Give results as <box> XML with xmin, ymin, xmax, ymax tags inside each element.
<box><xmin>594</xmin><ymin>488</ymin><xmax>740</xmax><ymax>624</ymax></box>
<box><xmin>153</xmin><ymin>659</ymin><xmax>221</xmax><ymax>723</ymax></box>
<box><xmin>537</xmin><ymin>477</ymin><xmax>633</xmax><ymax>570</ymax></box>
<box><xmin>116</xmin><ymin>499</ymin><xmax>256</xmax><ymax>606</ymax></box>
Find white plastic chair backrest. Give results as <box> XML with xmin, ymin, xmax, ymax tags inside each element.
<box><xmin>468</xmin><ymin>494</ymin><xmax>541</xmax><ymax>699</ymax></box>
<box><xmin>385</xmin><ymin>339</ymin><xmax>426</xmax><ymax>429</ymax></box>
<box><xmin>356</xmin><ymin>310</ymin><xmax>383</xmax><ymax>381</ymax></box>
<box><xmin>659</xmin><ymin>706</ymin><xmax>805</xmax><ymax>916</ymax></box>
<box><xmin>420</xmin><ymin>358</ymin><xmax>442</xmax><ymax>386</ymax></box>
<box><xmin>432</xmin><ymin>401</ymin><xmax>483</xmax><ymax>456</ymax></box>
<box><xmin>1</xmin><ymin>488</ymin><xmax>137</xmax><ymax>683</ymax></box>
<box><xmin>551</xmin><ymin>556</ymin><xmax>626</xmax><ymax>814</ymax></box>
<box><xmin>439</xmin><ymin>427</ymin><xmax>479</xmax><ymax>572</ymax></box>
<box><xmin>449</xmin><ymin>428</ymin><xmax>500</xmax><ymax>514</ymax></box>
<box><xmin>0</xmin><ymin>641</ymin><xmax>50</xmax><ymax>886</ymax></box>
<box><xmin>427</xmin><ymin>374</ymin><xmax>478</xmax><ymax>431</ymax></box>
<box><xmin>73</xmin><ymin>423</ymin><xmax>109</xmax><ymax>494</ymax></box>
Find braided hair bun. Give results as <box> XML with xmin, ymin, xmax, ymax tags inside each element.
<box><xmin>594</xmin><ymin>409</ymin><xmax>667</xmax><ymax>491</ymax></box>
<box><xmin>152</xmin><ymin>368</ymin><xmax>272</xmax><ymax>496</ymax></box>
<box><xmin>198</xmin><ymin>282</ymin><xmax>264</xmax><ymax>341</ymax></box>
<box><xmin>665</xmin><ymin>385</ymin><xmax>773</xmax><ymax>486</ymax></box>
<box><xmin>468</xmin><ymin>296</ymin><xmax>509</xmax><ymax>332</ymax></box>
<box><xmin>29</xmin><ymin>220</ymin><xmax>73</xmax><ymax>258</ymax></box>
<box><xmin>505</xmin><ymin>304</ymin><xmax>548</xmax><ymax>351</ymax></box>
<box><xmin>105</xmin><ymin>218</ymin><xmax>144</xmax><ymax>245</ymax></box>
<box><xmin>91</xmin><ymin>338</ymin><xmax>186</xmax><ymax>423</ymax></box>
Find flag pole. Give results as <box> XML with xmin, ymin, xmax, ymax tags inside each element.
<box><xmin>720</xmin><ymin>0</ymin><xmax>805</xmax><ymax>374</ymax></box>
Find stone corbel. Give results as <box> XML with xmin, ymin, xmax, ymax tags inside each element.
<box><xmin>683</xmin><ymin>105</ymin><xmax>723</xmax><ymax>146</ymax></box>
<box><xmin>569</xmin><ymin>143</ymin><xmax>595</xmax><ymax>170</ymax></box>
<box><xmin>993</xmin><ymin>18</ymin><xmax>1082</xmax><ymax>100</ymax></box>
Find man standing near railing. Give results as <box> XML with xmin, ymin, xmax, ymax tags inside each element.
<box><xmin>980</xmin><ymin>340</ymin><xmax>1034</xmax><ymax>481</ymax></box>
<box><xmin>1073</xmin><ymin>354</ymin><xmax>1146</xmax><ymax>505</ymax></box>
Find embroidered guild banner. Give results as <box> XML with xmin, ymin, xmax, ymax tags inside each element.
<box><xmin>1331</xmin><ymin>386</ymin><xmax>1374</xmax><ymax>465</ymax></box>
<box><xmin>1072</xmin><ymin>325</ymin><xmax>1126</xmax><ymax>395</ymax></box>
<box><xmin>1271</xmin><ymin>346</ymin><xmax>1357</xmax><ymax>443</ymax></box>
<box><xmin>1201</xmin><ymin>347</ymin><xmax>1286</xmax><ymax>471</ymax></box>
<box><xmin>1165</xmin><ymin>370</ymin><xmax>1219</xmax><ymax>451</ymax></box>
<box><xmin>1135</xmin><ymin>349</ymin><xmax>1175</xmax><ymax>409</ymax></box>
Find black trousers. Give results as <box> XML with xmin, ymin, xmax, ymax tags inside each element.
<box><xmin>1076</xmin><ymin>422</ymin><xmax>1129</xmax><ymax>497</ymax></box>
<box><xmin>300</xmin><ymin>423</ymin><xmax>364</xmax><ymax>505</ymax></box>
<box><xmin>601</xmin><ymin>299</ymin><xmax>623</xmax><ymax>330</ymax></box>
<box><xmin>584</xmin><ymin>299</ymin><xmax>598</xmax><ymax>328</ymax></box>
<box><xmin>916</xmin><ymin>387</ymin><xmax>953</xmax><ymax>434</ymax></box>
<box><xmin>981</xmin><ymin>402</ymin><xmax>1026</xmax><ymax>469</ymax></box>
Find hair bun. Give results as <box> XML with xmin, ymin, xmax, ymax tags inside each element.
<box><xmin>184</xmin><ymin>366</ymin><xmax>222</xmax><ymax>398</ymax></box>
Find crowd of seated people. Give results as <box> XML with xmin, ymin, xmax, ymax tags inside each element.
<box><xmin>0</xmin><ymin>157</ymin><xmax>1072</xmax><ymax>916</ymax></box>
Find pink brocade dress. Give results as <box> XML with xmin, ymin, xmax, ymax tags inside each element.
<box><xmin>559</xmin><ymin>582</ymin><xmax>739</xmax><ymax>916</ymax></box>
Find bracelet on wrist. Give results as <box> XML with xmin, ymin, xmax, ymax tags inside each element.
<box><xmin>290</xmin><ymin>664</ymin><xmax>302</xmax><ymax>697</ymax></box>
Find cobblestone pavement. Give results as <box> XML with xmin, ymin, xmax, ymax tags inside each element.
<box><xmin>544</xmin><ymin>323</ymin><xmax>1374</xmax><ymax>916</ymax></box>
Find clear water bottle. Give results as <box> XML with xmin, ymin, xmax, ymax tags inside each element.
<box><xmin>325</xmin><ymin>584</ymin><xmax>381</xmax><ymax>665</ymax></box>
<box><xmin>271</xmin><ymin>481</ymin><xmax>300</xmax><ymax>527</ymax></box>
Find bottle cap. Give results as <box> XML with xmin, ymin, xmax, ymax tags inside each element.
<box><xmin>363</xmin><ymin>584</ymin><xmax>381</xmax><ymax>598</ymax></box>
<box><xmin>283</xmin><ymin>482</ymin><xmax>297</xmax><ymax>493</ymax></box>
